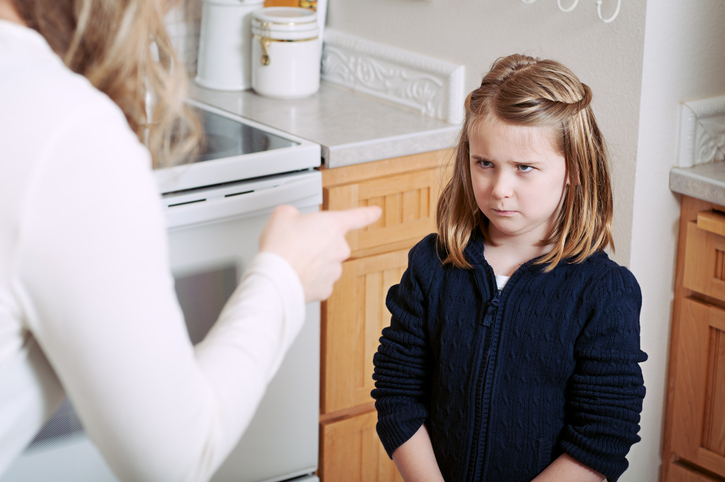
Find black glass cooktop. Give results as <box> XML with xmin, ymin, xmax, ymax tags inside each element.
<box><xmin>196</xmin><ymin>108</ymin><xmax>298</xmax><ymax>163</ymax></box>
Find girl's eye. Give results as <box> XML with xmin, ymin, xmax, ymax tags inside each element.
<box><xmin>517</xmin><ymin>164</ymin><xmax>534</xmax><ymax>172</ymax></box>
<box><xmin>477</xmin><ymin>160</ymin><xmax>494</xmax><ymax>168</ymax></box>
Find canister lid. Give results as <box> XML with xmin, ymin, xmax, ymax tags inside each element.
<box><xmin>252</xmin><ymin>7</ymin><xmax>318</xmax><ymax>25</ymax></box>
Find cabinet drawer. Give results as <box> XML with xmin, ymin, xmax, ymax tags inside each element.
<box><xmin>319</xmin><ymin>409</ymin><xmax>402</xmax><ymax>482</ymax></box>
<box><xmin>683</xmin><ymin>211</ymin><xmax>725</xmax><ymax>303</ymax></box>
<box><xmin>325</xmin><ymin>167</ymin><xmax>442</xmax><ymax>258</ymax></box>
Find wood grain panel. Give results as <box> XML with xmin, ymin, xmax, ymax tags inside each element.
<box><xmin>672</xmin><ymin>298</ymin><xmax>710</xmax><ymax>461</ymax></box>
<box><xmin>698</xmin><ymin>210</ymin><xmax>725</xmax><ymax>237</ymax></box>
<box><xmin>696</xmin><ymin>447</ymin><xmax>725</xmax><ymax>479</ymax></box>
<box><xmin>717</xmin><ymin>250</ymin><xmax>725</xmax><ymax>281</ymax></box>
<box><xmin>683</xmin><ymin>220</ymin><xmax>725</xmax><ymax>303</ymax></box>
<box><xmin>320</xmin><ymin>409</ymin><xmax>403</xmax><ymax>482</ymax></box>
<box><xmin>662</xmin><ymin>197</ymin><xmax>723</xmax><ymax>482</ymax></box>
<box><xmin>321</xmin><ymin>249</ymin><xmax>409</xmax><ymax>414</ymax></box>
<box><xmin>667</xmin><ymin>463</ymin><xmax>722</xmax><ymax>482</ymax></box>
<box><xmin>324</xmin><ymin>165</ymin><xmax>444</xmax><ymax>258</ymax></box>
<box><xmin>319</xmin><ymin>150</ymin><xmax>452</xmax><ymax>480</ymax></box>
<box><xmin>320</xmin><ymin>149</ymin><xmax>451</xmax><ymax>186</ymax></box>
<box><xmin>670</xmin><ymin>297</ymin><xmax>725</xmax><ymax>477</ymax></box>
<box><xmin>703</xmin><ymin>328</ymin><xmax>725</xmax><ymax>456</ymax></box>
<box><xmin>264</xmin><ymin>0</ymin><xmax>300</xmax><ymax>6</ymax></box>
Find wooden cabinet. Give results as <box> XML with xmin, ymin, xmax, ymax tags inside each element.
<box><xmin>318</xmin><ymin>150</ymin><xmax>451</xmax><ymax>481</ymax></box>
<box><xmin>668</xmin><ymin>464</ymin><xmax>723</xmax><ymax>482</ymax></box>
<box><xmin>321</xmin><ymin>248</ymin><xmax>409</xmax><ymax>414</ymax></box>
<box><xmin>320</xmin><ymin>409</ymin><xmax>402</xmax><ymax>482</ymax></box>
<box><xmin>663</xmin><ymin>196</ymin><xmax>725</xmax><ymax>482</ymax></box>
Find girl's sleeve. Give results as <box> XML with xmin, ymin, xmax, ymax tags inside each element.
<box><xmin>13</xmin><ymin>101</ymin><xmax>305</xmax><ymax>482</ymax></box>
<box><xmin>372</xmin><ymin>238</ymin><xmax>435</xmax><ymax>458</ymax></box>
<box><xmin>560</xmin><ymin>265</ymin><xmax>647</xmax><ymax>482</ymax></box>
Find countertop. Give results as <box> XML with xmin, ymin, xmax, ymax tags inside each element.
<box><xmin>670</xmin><ymin>161</ymin><xmax>725</xmax><ymax>206</ymax></box>
<box><xmin>190</xmin><ymin>81</ymin><xmax>460</xmax><ymax>169</ymax></box>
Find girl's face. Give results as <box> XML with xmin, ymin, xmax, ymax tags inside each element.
<box><xmin>469</xmin><ymin>119</ymin><xmax>568</xmax><ymax>247</ymax></box>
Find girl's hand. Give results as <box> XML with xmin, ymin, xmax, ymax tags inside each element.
<box><xmin>530</xmin><ymin>453</ymin><xmax>605</xmax><ymax>482</ymax></box>
<box><xmin>392</xmin><ymin>424</ymin><xmax>445</xmax><ymax>482</ymax></box>
<box><xmin>259</xmin><ymin>205</ymin><xmax>382</xmax><ymax>302</ymax></box>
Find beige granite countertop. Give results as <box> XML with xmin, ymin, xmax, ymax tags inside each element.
<box><xmin>190</xmin><ymin>82</ymin><xmax>460</xmax><ymax>169</ymax></box>
<box><xmin>670</xmin><ymin>161</ymin><xmax>725</xmax><ymax>206</ymax></box>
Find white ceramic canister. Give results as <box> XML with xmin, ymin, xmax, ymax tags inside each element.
<box><xmin>196</xmin><ymin>0</ymin><xmax>264</xmax><ymax>91</ymax></box>
<box><xmin>251</xmin><ymin>7</ymin><xmax>321</xmax><ymax>99</ymax></box>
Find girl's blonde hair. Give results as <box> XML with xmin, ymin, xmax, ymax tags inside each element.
<box><xmin>437</xmin><ymin>53</ymin><xmax>613</xmax><ymax>271</ymax></box>
<box><xmin>13</xmin><ymin>0</ymin><xmax>202</xmax><ymax>168</ymax></box>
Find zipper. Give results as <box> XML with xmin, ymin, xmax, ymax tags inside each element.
<box><xmin>481</xmin><ymin>290</ymin><xmax>500</xmax><ymax>327</ymax></box>
<box><xmin>466</xmin><ymin>285</ymin><xmax>502</xmax><ymax>481</ymax></box>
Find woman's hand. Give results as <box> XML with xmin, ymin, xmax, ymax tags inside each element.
<box><xmin>259</xmin><ymin>205</ymin><xmax>382</xmax><ymax>302</ymax></box>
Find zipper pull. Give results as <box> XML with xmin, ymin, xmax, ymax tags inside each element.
<box><xmin>481</xmin><ymin>291</ymin><xmax>501</xmax><ymax>327</ymax></box>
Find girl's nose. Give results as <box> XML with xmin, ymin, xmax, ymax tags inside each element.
<box><xmin>491</xmin><ymin>173</ymin><xmax>513</xmax><ymax>199</ymax></box>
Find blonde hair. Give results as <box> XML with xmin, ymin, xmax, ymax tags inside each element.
<box><xmin>437</xmin><ymin>54</ymin><xmax>613</xmax><ymax>271</ymax></box>
<box><xmin>13</xmin><ymin>0</ymin><xmax>202</xmax><ymax>168</ymax></box>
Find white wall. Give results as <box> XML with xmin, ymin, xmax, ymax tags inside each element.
<box><xmin>628</xmin><ymin>1</ymin><xmax>725</xmax><ymax>480</ymax></box>
<box><xmin>326</xmin><ymin>1</ymin><xmax>721</xmax><ymax>480</ymax></box>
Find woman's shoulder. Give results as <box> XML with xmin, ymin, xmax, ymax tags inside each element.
<box><xmin>1</xmin><ymin>23</ymin><xmax>127</xmax><ymax>135</ymax></box>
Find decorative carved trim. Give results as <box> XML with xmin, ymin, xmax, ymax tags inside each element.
<box><xmin>321</xmin><ymin>29</ymin><xmax>465</xmax><ymax>125</ymax></box>
<box><xmin>678</xmin><ymin>95</ymin><xmax>725</xmax><ymax>168</ymax></box>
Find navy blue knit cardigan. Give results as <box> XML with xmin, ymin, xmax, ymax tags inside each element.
<box><xmin>372</xmin><ymin>233</ymin><xmax>647</xmax><ymax>482</ymax></box>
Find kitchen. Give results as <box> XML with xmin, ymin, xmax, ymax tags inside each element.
<box><xmin>179</xmin><ymin>2</ymin><xmax>725</xmax><ymax>478</ymax></box>
<box><xmin>2</xmin><ymin>1</ymin><xmax>725</xmax><ymax>481</ymax></box>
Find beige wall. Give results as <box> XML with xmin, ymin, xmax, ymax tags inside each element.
<box><xmin>326</xmin><ymin>1</ymin><xmax>722</xmax><ymax>480</ymax></box>
<box><xmin>629</xmin><ymin>1</ymin><xmax>725</xmax><ymax>480</ymax></box>
<box><xmin>327</xmin><ymin>0</ymin><xmax>648</xmax><ymax>267</ymax></box>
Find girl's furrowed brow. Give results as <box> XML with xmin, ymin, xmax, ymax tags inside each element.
<box><xmin>514</xmin><ymin>160</ymin><xmax>543</xmax><ymax>166</ymax></box>
<box><xmin>470</xmin><ymin>154</ymin><xmax>491</xmax><ymax>162</ymax></box>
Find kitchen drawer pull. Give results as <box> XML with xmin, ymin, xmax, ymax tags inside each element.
<box><xmin>697</xmin><ymin>210</ymin><xmax>725</xmax><ymax>237</ymax></box>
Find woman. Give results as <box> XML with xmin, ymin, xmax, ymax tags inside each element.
<box><xmin>0</xmin><ymin>0</ymin><xmax>380</xmax><ymax>480</ymax></box>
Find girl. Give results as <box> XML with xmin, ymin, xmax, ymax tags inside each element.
<box><xmin>372</xmin><ymin>54</ymin><xmax>647</xmax><ymax>482</ymax></box>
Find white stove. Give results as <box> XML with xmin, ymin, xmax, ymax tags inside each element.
<box><xmin>156</xmin><ymin>100</ymin><xmax>321</xmax><ymax>194</ymax></box>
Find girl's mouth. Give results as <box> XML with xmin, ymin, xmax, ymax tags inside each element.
<box><xmin>492</xmin><ymin>209</ymin><xmax>517</xmax><ymax>217</ymax></box>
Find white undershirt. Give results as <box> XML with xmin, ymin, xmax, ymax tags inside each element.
<box><xmin>495</xmin><ymin>274</ymin><xmax>510</xmax><ymax>291</ymax></box>
<box><xmin>0</xmin><ymin>20</ymin><xmax>305</xmax><ymax>481</ymax></box>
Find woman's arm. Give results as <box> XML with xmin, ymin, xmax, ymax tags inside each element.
<box><xmin>14</xmin><ymin>101</ymin><xmax>377</xmax><ymax>482</ymax></box>
<box><xmin>531</xmin><ymin>454</ymin><xmax>604</xmax><ymax>482</ymax></box>
<box><xmin>392</xmin><ymin>425</ymin><xmax>444</xmax><ymax>482</ymax></box>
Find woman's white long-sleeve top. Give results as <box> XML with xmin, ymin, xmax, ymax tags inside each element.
<box><xmin>0</xmin><ymin>20</ymin><xmax>306</xmax><ymax>481</ymax></box>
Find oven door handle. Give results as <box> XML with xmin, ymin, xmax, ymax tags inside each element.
<box><xmin>164</xmin><ymin>172</ymin><xmax>322</xmax><ymax>230</ymax></box>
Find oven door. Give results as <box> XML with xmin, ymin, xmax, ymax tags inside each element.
<box><xmin>167</xmin><ymin>170</ymin><xmax>321</xmax><ymax>482</ymax></box>
<box><xmin>1</xmin><ymin>170</ymin><xmax>322</xmax><ymax>482</ymax></box>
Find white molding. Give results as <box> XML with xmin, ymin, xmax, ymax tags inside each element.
<box><xmin>321</xmin><ymin>29</ymin><xmax>465</xmax><ymax>125</ymax></box>
<box><xmin>677</xmin><ymin>94</ymin><xmax>725</xmax><ymax>168</ymax></box>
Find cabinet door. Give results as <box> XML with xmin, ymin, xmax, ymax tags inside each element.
<box><xmin>670</xmin><ymin>298</ymin><xmax>725</xmax><ymax>478</ymax></box>
<box><xmin>320</xmin><ymin>410</ymin><xmax>403</xmax><ymax>482</ymax></box>
<box><xmin>321</xmin><ymin>249</ymin><xmax>409</xmax><ymax>414</ymax></box>
<box><xmin>667</xmin><ymin>463</ymin><xmax>722</xmax><ymax>482</ymax></box>
<box><xmin>325</xmin><ymin>167</ymin><xmax>440</xmax><ymax>258</ymax></box>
